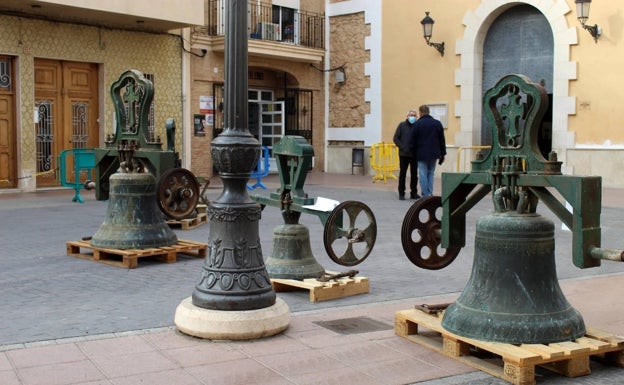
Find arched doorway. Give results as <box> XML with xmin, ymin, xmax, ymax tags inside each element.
<box><xmin>455</xmin><ymin>0</ymin><xmax>577</xmax><ymax>160</ymax></box>
<box><xmin>482</xmin><ymin>4</ymin><xmax>554</xmax><ymax>157</ymax></box>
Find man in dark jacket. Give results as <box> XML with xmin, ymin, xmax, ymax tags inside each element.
<box><xmin>413</xmin><ymin>105</ymin><xmax>446</xmax><ymax>197</ymax></box>
<box><xmin>393</xmin><ymin>109</ymin><xmax>420</xmax><ymax>200</ymax></box>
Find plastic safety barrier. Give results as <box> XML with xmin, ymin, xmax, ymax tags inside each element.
<box><xmin>247</xmin><ymin>146</ymin><xmax>270</xmax><ymax>190</ymax></box>
<box><xmin>58</xmin><ymin>148</ymin><xmax>96</xmax><ymax>203</ymax></box>
<box><xmin>370</xmin><ymin>142</ymin><xmax>399</xmax><ymax>183</ymax></box>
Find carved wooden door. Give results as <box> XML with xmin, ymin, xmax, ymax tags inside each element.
<box><xmin>34</xmin><ymin>59</ymin><xmax>98</xmax><ymax>187</ymax></box>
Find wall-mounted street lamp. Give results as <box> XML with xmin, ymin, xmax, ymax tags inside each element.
<box><xmin>421</xmin><ymin>11</ymin><xmax>444</xmax><ymax>57</ymax></box>
<box><xmin>310</xmin><ymin>63</ymin><xmax>347</xmax><ymax>86</ymax></box>
<box><xmin>575</xmin><ymin>0</ymin><xmax>601</xmax><ymax>43</ymax></box>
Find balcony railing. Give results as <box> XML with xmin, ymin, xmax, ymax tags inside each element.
<box><xmin>196</xmin><ymin>0</ymin><xmax>325</xmax><ymax>50</ymax></box>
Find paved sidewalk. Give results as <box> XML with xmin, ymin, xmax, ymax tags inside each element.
<box><xmin>1</xmin><ymin>172</ymin><xmax>623</xmax><ymax>385</ymax></box>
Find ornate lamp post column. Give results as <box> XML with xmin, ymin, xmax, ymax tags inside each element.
<box><xmin>174</xmin><ymin>0</ymin><xmax>290</xmax><ymax>339</ymax></box>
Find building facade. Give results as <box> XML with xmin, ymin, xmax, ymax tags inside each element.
<box><xmin>188</xmin><ymin>0</ymin><xmax>326</xmax><ymax>177</ymax></box>
<box><xmin>324</xmin><ymin>0</ymin><xmax>624</xmax><ymax>188</ymax></box>
<box><xmin>3</xmin><ymin>0</ymin><xmax>624</xmax><ymax>194</ymax></box>
<box><xmin>0</xmin><ymin>0</ymin><xmax>203</xmax><ymax>192</ymax></box>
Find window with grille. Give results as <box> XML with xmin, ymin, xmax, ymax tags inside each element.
<box><xmin>0</xmin><ymin>59</ymin><xmax>12</xmax><ymax>91</ymax></box>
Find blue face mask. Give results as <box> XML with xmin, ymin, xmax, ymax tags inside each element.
<box><xmin>408</xmin><ymin>116</ymin><xmax>417</xmax><ymax>124</ymax></box>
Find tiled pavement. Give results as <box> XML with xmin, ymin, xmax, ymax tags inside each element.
<box><xmin>1</xmin><ymin>172</ymin><xmax>623</xmax><ymax>385</ymax></box>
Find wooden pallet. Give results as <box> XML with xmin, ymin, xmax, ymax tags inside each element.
<box><xmin>66</xmin><ymin>239</ymin><xmax>207</xmax><ymax>268</ymax></box>
<box><xmin>395</xmin><ymin>308</ymin><xmax>624</xmax><ymax>385</ymax></box>
<box><xmin>271</xmin><ymin>272</ymin><xmax>369</xmax><ymax>302</ymax></box>
<box><xmin>166</xmin><ymin>205</ymin><xmax>208</xmax><ymax>230</ymax></box>
<box><xmin>166</xmin><ymin>213</ymin><xmax>207</xmax><ymax>229</ymax></box>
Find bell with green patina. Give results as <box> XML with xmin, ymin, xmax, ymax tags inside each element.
<box><xmin>91</xmin><ymin>172</ymin><xmax>177</xmax><ymax>250</ymax></box>
<box><xmin>441</xmin><ymin>211</ymin><xmax>585</xmax><ymax>344</ymax></box>
<box><xmin>265</xmin><ymin>224</ymin><xmax>325</xmax><ymax>280</ymax></box>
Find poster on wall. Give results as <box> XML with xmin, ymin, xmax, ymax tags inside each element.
<box><xmin>199</xmin><ymin>95</ymin><xmax>214</xmax><ymax>128</ymax></box>
<box><xmin>427</xmin><ymin>103</ymin><xmax>448</xmax><ymax>129</ymax></box>
<box><xmin>194</xmin><ymin>114</ymin><xmax>206</xmax><ymax>137</ymax></box>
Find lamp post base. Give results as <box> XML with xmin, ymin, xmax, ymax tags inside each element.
<box><xmin>174</xmin><ymin>297</ymin><xmax>290</xmax><ymax>340</ymax></box>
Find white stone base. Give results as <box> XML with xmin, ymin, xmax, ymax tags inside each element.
<box><xmin>174</xmin><ymin>297</ymin><xmax>290</xmax><ymax>340</ymax></box>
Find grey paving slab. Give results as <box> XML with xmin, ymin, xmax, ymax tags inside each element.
<box><xmin>1</xmin><ymin>175</ymin><xmax>624</xmax><ymax>347</ymax></box>
<box><xmin>1</xmin><ymin>173</ymin><xmax>623</xmax><ymax>385</ymax></box>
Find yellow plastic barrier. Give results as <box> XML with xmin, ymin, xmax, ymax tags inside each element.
<box><xmin>370</xmin><ymin>142</ymin><xmax>399</xmax><ymax>183</ymax></box>
<box><xmin>455</xmin><ymin>145</ymin><xmax>491</xmax><ymax>172</ymax></box>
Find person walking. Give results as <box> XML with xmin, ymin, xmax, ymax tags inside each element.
<box><xmin>413</xmin><ymin>105</ymin><xmax>446</xmax><ymax>197</ymax></box>
<box><xmin>393</xmin><ymin>109</ymin><xmax>420</xmax><ymax>200</ymax></box>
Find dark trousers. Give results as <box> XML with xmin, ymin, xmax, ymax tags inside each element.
<box><xmin>398</xmin><ymin>156</ymin><xmax>418</xmax><ymax>196</ymax></box>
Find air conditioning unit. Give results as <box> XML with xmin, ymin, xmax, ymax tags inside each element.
<box><xmin>258</xmin><ymin>22</ymin><xmax>281</xmax><ymax>41</ymax></box>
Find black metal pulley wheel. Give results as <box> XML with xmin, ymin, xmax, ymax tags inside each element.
<box><xmin>323</xmin><ymin>200</ymin><xmax>377</xmax><ymax>266</ymax></box>
<box><xmin>157</xmin><ymin>168</ymin><xmax>200</xmax><ymax>220</ymax></box>
<box><xmin>401</xmin><ymin>196</ymin><xmax>461</xmax><ymax>270</ymax></box>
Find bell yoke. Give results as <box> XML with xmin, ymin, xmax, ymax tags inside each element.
<box><xmin>91</xmin><ymin>70</ymin><xmax>201</xmax><ymax>250</ymax></box>
<box><xmin>250</xmin><ymin>136</ymin><xmax>378</xmax><ymax>279</ymax></box>
<box><xmin>401</xmin><ymin>74</ymin><xmax>624</xmax><ymax>344</ymax></box>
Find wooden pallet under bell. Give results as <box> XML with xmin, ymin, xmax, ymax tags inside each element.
<box><xmin>66</xmin><ymin>239</ymin><xmax>207</xmax><ymax>268</ymax></box>
<box><xmin>166</xmin><ymin>204</ymin><xmax>208</xmax><ymax>230</ymax></box>
<box><xmin>271</xmin><ymin>271</ymin><xmax>369</xmax><ymax>302</ymax></box>
<box><xmin>394</xmin><ymin>307</ymin><xmax>624</xmax><ymax>385</ymax></box>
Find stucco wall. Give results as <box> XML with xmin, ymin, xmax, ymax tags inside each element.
<box><xmin>325</xmin><ymin>0</ymin><xmax>624</xmax><ymax>186</ymax></box>
<box><xmin>380</xmin><ymin>0</ymin><xmax>464</xmax><ymax>148</ymax></box>
<box><xmin>38</xmin><ymin>0</ymin><xmax>204</xmax><ymax>26</ymax></box>
<box><xmin>567</xmin><ymin>1</ymin><xmax>624</xmax><ymax>145</ymax></box>
<box><xmin>566</xmin><ymin>149</ymin><xmax>624</xmax><ymax>188</ymax></box>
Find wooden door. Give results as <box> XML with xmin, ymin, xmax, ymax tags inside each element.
<box><xmin>0</xmin><ymin>56</ymin><xmax>16</xmax><ymax>188</ymax></box>
<box><xmin>63</xmin><ymin>62</ymin><xmax>99</xmax><ymax>185</ymax></box>
<box><xmin>35</xmin><ymin>59</ymin><xmax>98</xmax><ymax>187</ymax></box>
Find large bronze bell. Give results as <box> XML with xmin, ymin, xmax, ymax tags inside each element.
<box><xmin>441</xmin><ymin>211</ymin><xmax>585</xmax><ymax>344</ymax></box>
<box><xmin>265</xmin><ymin>224</ymin><xmax>325</xmax><ymax>280</ymax></box>
<box><xmin>91</xmin><ymin>172</ymin><xmax>177</xmax><ymax>249</ymax></box>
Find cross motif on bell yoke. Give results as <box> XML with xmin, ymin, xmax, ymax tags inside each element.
<box><xmin>498</xmin><ymin>85</ymin><xmax>526</xmax><ymax>148</ymax></box>
<box><xmin>123</xmin><ymin>81</ymin><xmax>141</xmax><ymax>133</ymax></box>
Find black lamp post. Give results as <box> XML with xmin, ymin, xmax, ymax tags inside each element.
<box><xmin>575</xmin><ymin>0</ymin><xmax>601</xmax><ymax>43</ymax></box>
<box><xmin>175</xmin><ymin>0</ymin><xmax>289</xmax><ymax>340</ymax></box>
<box><xmin>421</xmin><ymin>11</ymin><xmax>445</xmax><ymax>57</ymax></box>
<box><xmin>191</xmin><ymin>0</ymin><xmax>276</xmax><ymax>311</ymax></box>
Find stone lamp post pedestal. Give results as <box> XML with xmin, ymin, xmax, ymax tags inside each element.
<box><xmin>174</xmin><ymin>0</ymin><xmax>289</xmax><ymax>340</ymax></box>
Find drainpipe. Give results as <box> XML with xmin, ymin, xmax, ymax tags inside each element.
<box><xmin>181</xmin><ymin>27</ymin><xmax>192</xmax><ymax>169</ymax></box>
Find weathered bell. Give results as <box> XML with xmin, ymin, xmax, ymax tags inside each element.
<box><xmin>265</xmin><ymin>224</ymin><xmax>325</xmax><ymax>280</ymax></box>
<box><xmin>441</xmin><ymin>211</ymin><xmax>585</xmax><ymax>344</ymax></box>
<box><xmin>91</xmin><ymin>172</ymin><xmax>177</xmax><ymax>249</ymax></box>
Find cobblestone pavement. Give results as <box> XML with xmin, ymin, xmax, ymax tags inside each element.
<box><xmin>1</xmin><ymin>173</ymin><xmax>623</xmax><ymax>384</ymax></box>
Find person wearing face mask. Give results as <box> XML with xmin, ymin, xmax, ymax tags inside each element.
<box><xmin>392</xmin><ymin>109</ymin><xmax>420</xmax><ymax>200</ymax></box>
